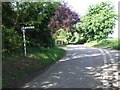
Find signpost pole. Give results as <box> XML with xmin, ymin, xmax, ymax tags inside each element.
<box><xmin>22</xmin><ymin>29</ymin><xmax>27</xmax><ymax>56</ymax></box>
<box><xmin>21</xmin><ymin>26</ymin><xmax>34</xmax><ymax>56</ymax></box>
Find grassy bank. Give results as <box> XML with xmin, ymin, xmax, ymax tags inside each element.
<box><xmin>85</xmin><ymin>38</ymin><xmax>120</xmax><ymax>50</ymax></box>
<box><xmin>2</xmin><ymin>47</ymin><xmax>66</xmax><ymax>88</ymax></box>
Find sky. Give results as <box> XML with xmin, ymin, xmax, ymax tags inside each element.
<box><xmin>62</xmin><ymin>0</ymin><xmax>120</xmax><ymax>38</ymax></box>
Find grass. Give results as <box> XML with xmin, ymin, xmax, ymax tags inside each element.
<box><xmin>85</xmin><ymin>38</ymin><xmax>120</xmax><ymax>50</ymax></box>
<box><xmin>2</xmin><ymin>47</ymin><xmax>66</xmax><ymax>88</ymax></box>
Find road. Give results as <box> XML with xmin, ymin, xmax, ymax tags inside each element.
<box><xmin>23</xmin><ymin>45</ymin><xmax>120</xmax><ymax>88</ymax></box>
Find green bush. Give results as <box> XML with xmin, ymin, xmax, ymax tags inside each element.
<box><xmin>93</xmin><ymin>38</ymin><xmax>120</xmax><ymax>50</ymax></box>
<box><xmin>55</xmin><ymin>28</ymin><xmax>72</xmax><ymax>44</ymax></box>
<box><xmin>2</xmin><ymin>27</ymin><xmax>23</xmax><ymax>56</ymax></box>
<box><xmin>31</xmin><ymin>28</ymin><xmax>55</xmax><ymax>48</ymax></box>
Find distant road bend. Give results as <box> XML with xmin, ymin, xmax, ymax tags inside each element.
<box><xmin>23</xmin><ymin>45</ymin><xmax>120</xmax><ymax>88</ymax></box>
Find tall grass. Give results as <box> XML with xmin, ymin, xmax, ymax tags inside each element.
<box><xmin>85</xmin><ymin>38</ymin><xmax>120</xmax><ymax>50</ymax></box>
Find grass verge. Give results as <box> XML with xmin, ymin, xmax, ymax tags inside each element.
<box><xmin>2</xmin><ymin>47</ymin><xmax>66</xmax><ymax>88</ymax></box>
<box><xmin>85</xmin><ymin>38</ymin><xmax>120</xmax><ymax>50</ymax></box>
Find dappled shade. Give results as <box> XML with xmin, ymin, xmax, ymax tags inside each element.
<box><xmin>23</xmin><ymin>45</ymin><xmax>120</xmax><ymax>88</ymax></box>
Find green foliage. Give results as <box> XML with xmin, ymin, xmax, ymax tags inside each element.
<box><xmin>31</xmin><ymin>28</ymin><xmax>55</xmax><ymax>47</ymax></box>
<box><xmin>76</xmin><ymin>1</ymin><xmax>117</xmax><ymax>42</ymax></box>
<box><xmin>55</xmin><ymin>29</ymin><xmax>83</xmax><ymax>44</ymax></box>
<box><xmin>13</xmin><ymin>2</ymin><xmax>60</xmax><ymax>27</ymax></box>
<box><xmin>55</xmin><ymin>28</ymin><xmax>72</xmax><ymax>44</ymax></box>
<box><xmin>2</xmin><ymin>27</ymin><xmax>22</xmax><ymax>56</ymax></box>
<box><xmin>57</xmin><ymin>29</ymin><xmax>71</xmax><ymax>40</ymax></box>
<box><xmin>28</xmin><ymin>47</ymin><xmax>65</xmax><ymax>63</ymax></box>
<box><xmin>2</xmin><ymin>2</ymin><xmax>16</xmax><ymax>28</ymax></box>
<box><xmin>69</xmin><ymin>32</ymin><xmax>79</xmax><ymax>42</ymax></box>
<box><xmin>12</xmin><ymin>2</ymin><xmax>60</xmax><ymax>47</ymax></box>
<box><xmin>86</xmin><ymin>38</ymin><xmax>120</xmax><ymax>50</ymax></box>
<box><xmin>94</xmin><ymin>38</ymin><xmax>120</xmax><ymax>50</ymax></box>
<box><xmin>2</xmin><ymin>2</ymin><xmax>66</xmax><ymax>88</ymax></box>
<box><xmin>2</xmin><ymin>2</ymin><xmax>61</xmax><ymax>56</ymax></box>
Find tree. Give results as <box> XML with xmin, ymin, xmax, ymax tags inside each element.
<box><xmin>48</xmin><ymin>3</ymin><xmax>80</xmax><ymax>35</ymax></box>
<box><xmin>2</xmin><ymin>2</ymin><xmax>61</xmax><ymax>55</ymax></box>
<box><xmin>76</xmin><ymin>1</ymin><xmax>117</xmax><ymax>42</ymax></box>
<box><xmin>2</xmin><ymin>2</ymin><xmax>16</xmax><ymax>28</ymax></box>
<box><xmin>13</xmin><ymin>2</ymin><xmax>60</xmax><ymax>47</ymax></box>
<box><xmin>2</xmin><ymin>2</ymin><xmax>23</xmax><ymax>55</ymax></box>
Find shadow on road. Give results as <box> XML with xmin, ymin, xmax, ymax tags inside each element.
<box><xmin>23</xmin><ymin>45</ymin><xmax>120</xmax><ymax>88</ymax></box>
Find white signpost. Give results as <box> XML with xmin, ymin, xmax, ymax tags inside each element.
<box><xmin>21</xmin><ymin>26</ymin><xmax>34</xmax><ymax>56</ymax></box>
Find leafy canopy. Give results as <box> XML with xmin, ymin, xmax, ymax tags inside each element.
<box><xmin>49</xmin><ymin>3</ymin><xmax>80</xmax><ymax>34</ymax></box>
<box><xmin>2</xmin><ymin>2</ymin><xmax>61</xmax><ymax>55</ymax></box>
<box><xmin>76</xmin><ymin>1</ymin><xmax>117</xmax><ymax>42</ymax></box>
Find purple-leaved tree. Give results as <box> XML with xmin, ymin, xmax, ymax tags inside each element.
<box><xmin>48</xmin><ymin>3</ymin><xmax>80</xmax><ymax>35</ymax></box>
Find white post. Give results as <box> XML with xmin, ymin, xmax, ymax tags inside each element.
<box><xmin>22</xmin><ymin>29</ymin><xmax>26</xmax><ymax>56</ymax></box>
<box><xmin>21</xmin><ymin>26</ymin><xmax>34</xmax><ymax>56</ymax></box>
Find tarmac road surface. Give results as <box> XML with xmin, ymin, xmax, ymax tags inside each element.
<box><xmin>23</xmin><ymin>45</ymin><xmax>120</xmax><ymax>88</ymax></box>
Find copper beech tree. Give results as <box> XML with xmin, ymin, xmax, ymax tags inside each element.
<box><xmin>48</xmin><ymin>3</ymin><xmax>80</xmax><ymax>35</ymax></box>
